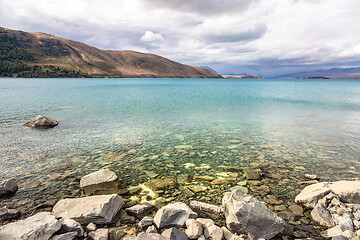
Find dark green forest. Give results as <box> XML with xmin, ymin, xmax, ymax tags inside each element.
<box><xmin>0</xmin><ymin>32</ymin><xmax>88</xmax><ymax>78</ymax></box>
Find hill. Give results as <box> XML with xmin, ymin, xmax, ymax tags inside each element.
<box><xmin>277</xmin><ymin>67</ymin><xmax>360</xmax><ymax>79</ymax></box>
<box><xmin>0</xmin><ymin>27</ymin><xmax>221</xmax><ymax>78</ymax></box>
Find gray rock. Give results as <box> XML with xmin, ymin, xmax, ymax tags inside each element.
<box><xmin>162</xmin><ymin>228</ymin><xmax>189</xmax><ymax>240</ymax></box>
<box><xmin>80</xmin><ymin>169</ymin><xmax>120</xmax><ymax>195</ymax></box>
<box><xmin>109</xmin><ymin>227</ymin><xmax>126</xmax><ymax>240</ymax></box>
<box><xmin>137</xmin><ymin>232</ymin><xmax>168</xmax><ymax>240</ymax></box>
<box><xmin>197</xmin><ymin>235</ymin><xmax>206</xmax><ymax>240</ymax></box>
<box><xmin>89</xmin><ymin>228</ymin><xmax>109</xmax><ymax>240</ymax></box>
<box><xmin>154</xmin><ymin>202</ymin><xmax>198</xmax><ymax>229</ymax></box>
<box><xmin>146</xmin><ymin>225</ymin><xmax>158</xmax><ymax>234</ymax></box>
<box><xmin>24</xmin><ymin>115</ymin><xmax>58</xmax><ymax>128</ymax></box>
<box><xmin>124</xmin><ymin>238</ymin><xmax>137</xmax><ymax>240</ymax></box>
<box><xmin>185</xmin><ymin>219</ymin><xmax>203</xmax><ymax>239</ymax></box>
<box><xmin>311</xmin><ymin>203</ymin><xmax>335</xmax><ymax>228</ymax></box>
<box><xmin>0</xmin><ymin>212</ymin><xmax>61</xmax><ymax>240</ymax></box>
<box><xmin>59</xmin><ymin>218</ymin><xmax>84</xmax><ymax>237</ymax></box>
<box><xmin>204</xmin><ymin>224</ymin><xmax>223</xmax><ymax>240</ymax></box>
<box><xmin>0</xmin><ymin>179</ymin><xmax>18</xmax><ymax>197</ymax></box>
<box><xmin>125</xmin><ymin>203</ymin><xmax>155</xmax><ymax>218</ymax></box>
<box><xmin>52</xmin><ymin>194</ymin><xmax>123</xmax><ymax>224</ymax></box>
<box><xmin>332</xmin><ymin>236</ymin><xmax>349</xmax><ymax>240</ymax></box>
<box><xmin>222</xmin><ymin>189</ymin><xmax>287</xmax><ymax>240</ymax></box>
<box><xmin>139</xmin><ymin>216</ymin><xmax>154</xmax><ymax>228</ymax></box>
<box><xmin>50</xmin><ymin>231</ymin><xmax>78</xmax><ymax>240</ymax></box>
<box><xmin>0</xmin><ymin>207</ymin><xmax>20</xmax><ymax>220</ymax></box>
<box><xmin>295</xmin><ymin>182</ymin><xmax>332</xmax><ymax>208</ymax></box>
<box><xmin>338</xmin><ymin>217</ymin><xmax>354</xmax><ymax>232</ymax></box>
<box><xmin>196</xmin><ymin>218</ymin><xmax>214</xmax><ymax>227</ymax></box>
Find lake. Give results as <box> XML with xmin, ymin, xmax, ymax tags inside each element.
<box><xmin>1</xmin><ymin>78</ymin><xmax>360</xmax><ymax>233</ymax></box>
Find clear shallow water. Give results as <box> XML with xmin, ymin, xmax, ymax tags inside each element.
<box><xmin>1</xmin><ymin>78</ymin><xmax>360</xmax><ymax>206</ymax></box>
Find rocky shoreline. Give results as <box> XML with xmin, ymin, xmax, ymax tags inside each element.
<box><xmin>1</xmin><ymin>168</ymin><xmax>360</xmax><ymax>240</ymax></box>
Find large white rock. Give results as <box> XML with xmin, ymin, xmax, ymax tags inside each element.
<box><xmin>154</xmin><ymin>202</ymin><xmax>198</xmax><ymax>229</ymax></box>
<box><xmin>295</xmin><ymin>182</ymin><xmax>332</xmax><ymax>208</ymax></box>
<box><xmin>80</xmin><ymin>169</ymin><xmax>119</xmax><ymax>195</ymax></box>
<box><xmin>52</xmin><ymin>194</ymin><xmax>123</xmax><ymax>224</ymax></box>
<box><xmin>0</xmin><ymin>212</ymin><xmax>61</xmax><ymax>240</ymax></box>
<box><xmin>295</xmin><ymin>181</ymin><xmax>360</xmax><ymax>208</ymax></box>
<box><xmin>222</xmin><ymin>189</ymin><xmax>287</xmax><ymax>240</ymax></box>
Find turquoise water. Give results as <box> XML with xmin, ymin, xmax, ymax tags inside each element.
<box><xmin>1</xmin><ymin>78</ymin><xmax>360</xmax><ymax>203</ymax></box>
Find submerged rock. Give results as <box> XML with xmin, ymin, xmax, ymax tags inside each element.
<box><xmin>244</xmin><ymin>168</ymin><xmax>262</xmax><ymax>180</ymax></box>
<box><xmin>222</xmin><ymin>189</ymin><xmax>287</xmax><ymax>240</ymax></box>
<box><xmin>0</xmin><ymin>212</ymin><xmax>61</xmax><ymax>240</ymax></box>
<box><xmin>0</xmin><ymin>179</ymin><xmax>18</xmax><ymax>197</ymax></box>
<box><xmin>154</xmin><ymin>202</ymin><xmax>198</xmax><ymax>229</ymax></box>
<box><xmin>145</xmin><ymin>177</ymin><xmax>177</xmax><ymax>191</ymax></box>
<box><xmin>80</xmin><ymin>169</ymin><xmax>120</xmax><ymax>195</ymax></box>
<box><xmin>24</xmin><ymin>115</ymin><xmax>58</xmax><ymax>128</ymax></box>
<box><xmin>52</xmin><ymin>194</ymin><xmax>123</xmax><ymax>224</ymax></box>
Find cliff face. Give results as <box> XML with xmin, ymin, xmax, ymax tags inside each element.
<box><xmin>0</xmin><ymin>27</ymin><xmax>222</xmax><ymax>78</ymax></box>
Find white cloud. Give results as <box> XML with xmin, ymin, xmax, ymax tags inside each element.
<box><xmin>140</xmin><ymin>31</ymin><xmax>164</xmax><ymax>42</ymax></box>
<box><xmin>1</xmin><ymin>0</ymin><xmax>360</xmax><ymax>76</ymax></box>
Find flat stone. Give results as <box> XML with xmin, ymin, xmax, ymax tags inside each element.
<box><xmin>222</xmin><ymin>189</ymin><xmax>287</xmax><ymax>240</ymax></box>
<box><xmin>0</xmin><ymin>212</ymin><xmax>61</xmax><ymax>240</ymax></box>
<box><xmin>125</xmin><ymin>203</ymin><xmax>155</xmax><ymax>218</ymax></box>
<box><xmin>52</xmin><ymin>194</ymin><xmax>123</xmax><ymax>224</ymax></box>
<box><xmin>244</xmin><ymin>168</ymin><xmax>262</xmax><ymax>180</ymax></box>
<box><xmin>154</xmin><ymin>202</ymin><xmax>198</xmax><ymax>229</ymax></box>
<box><xmin>187</xmin><ymin>185</ymin><xmax>207</xmax><ymax>193</ymax></box>
<box><xmin>221</xmin><ymin>226</ymin><xmax>244</xmax><ymax>240</ymax></box>
<box><xmin>0</xmin><ymin>179</ymin><xmax>18</xmax><ymax>197</ymax></box>
<box><xmin>211</xmin><ymin>179</ymin><xmax>231</xmax><ymax>185</ymax></box>
<box><xmin>162</xmin><ymin>228</ymin><xmax>188</xmax><ymax>240</ymax></box>
<box><xmin>24</xmin><ymin>115</ymin><xmax>58</xmax><ymax>128</ymax></box>
<box><xmin>145</xmin><ymin>177</ymin><xmax>177</xmax><ymax>191</ymax></box>
<box><xmin>89</xmin><ymin>228</ymin><xmax>109</xmax><ymax>240</ymax></box>
<box><xmin>289</xmin><ymin>204</ymin><xmax>304</xmax><ymax>216</ymax></box>
<box><xmin>80</xmin><ymin>169</ymin><xmax>119</xmax><ymax>195</ymax></box>
<box><xmin>295</xmin><ymin>182</ymin><xmax>332</xmax><ymax>208</ymax></box>
<box><xmin>86</xmin><ymin>223</ymin><xmax>97</xmax><ymax>232</ymax></box>
<box><xmin>193</xmin><ymin>176</ymin><xmax>215</xmax><ymax>182</ymax></box>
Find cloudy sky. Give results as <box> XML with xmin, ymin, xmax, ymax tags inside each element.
<box><xmin>1</xmin><ymin>0</ymin><xmax>360</xmax><ymax>76</ymax></box>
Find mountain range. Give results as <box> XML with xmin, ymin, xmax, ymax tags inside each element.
<box><xmin>277</xmin><ymin>67</ymin><xmax>360</xmax><ymax>79</ymax></box>
<box><xmin>0</xmin><ymin>27</ymin><xmax>221</xmax><ymax>78</ymax></box>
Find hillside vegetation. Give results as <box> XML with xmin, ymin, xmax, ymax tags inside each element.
<box><xmin>0</xmin><ymin>27</ymin><xmax>221</xmax><ymax>78</ymax></box>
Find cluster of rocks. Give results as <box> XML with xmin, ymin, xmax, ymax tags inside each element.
<box><xmin>0</xmin><ymin>168</ymin><xmax>292</xmax><ymax>240</ymax></box>
<box><xmin>295</xmin><ymin>181</ymin><xmax>360</xmax><ymax>239</ymax></box>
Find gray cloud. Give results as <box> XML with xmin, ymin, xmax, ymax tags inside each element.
<box><xmin>139</xmin><ymin>0</ymin><xmax>257</xmax><ymax>15</ymax></box>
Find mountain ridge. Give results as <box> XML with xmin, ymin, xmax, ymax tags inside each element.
<box><xmin>0</xmin><ymin>27</ymin><xmax>221</xmax><ymax>78</ymax></box>
<box><xmin>277</xmin><ymin>67</ymin><xmax>360</xmax><ymax>79</ymax></box>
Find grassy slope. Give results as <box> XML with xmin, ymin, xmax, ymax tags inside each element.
<box><xmin>1</xmin><ymin>27</ymin><xmax>221</xmax><ymax>78</ymax></box>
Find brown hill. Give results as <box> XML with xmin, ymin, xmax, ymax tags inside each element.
<box><xmin>0</xmin><ymin>27</ymin><xmax>221</xmax><ymax>78</ymax></box>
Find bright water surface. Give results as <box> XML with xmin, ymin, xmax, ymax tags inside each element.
<box><xmin>1</xmin><ymin>78</ymin><xmax>360</xmax><ymax>205</ymax></box>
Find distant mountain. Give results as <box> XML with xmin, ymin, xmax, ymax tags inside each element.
<box><xmin>277</xmin><ymin>67</ymin><xmax>360</xmax><ymax>79</ymax></box>
<box><xmin>0</xmin><ymin>27</ymin><xmax>221</xmax><ymax>78</ymax></box>
<box><xmin>222</xmin><ymin>74</ymin><xmax>263</xmax><ymax>79</ymax></box>
<box><xmin>200</xmin><ymin>66</ymin><xmax>218</xmax><ymax>74</ymax></box>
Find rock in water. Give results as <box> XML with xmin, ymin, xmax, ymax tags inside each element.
<box><xmin>52</xmin><ymin>194</ymin><xmax>123</xmax><ymax>224</ymax></box>
<box><xmin>80</xmin><ymin>169</ymin><xmax>120</xmax><ymax>195</ymax></box>
<box><xmin>154</xmin><ymin>202</ymin><xmax>198</xmax><ymax>229</ymax></box>
<box><xmin>0</xmin><ymin>212</ymin><xmax>61</xmax><ymax>240</ymax></box>
<box><xmin>222</xmin><ymin>189</ymin><xmax>287</xmax><ymax>240</ymax></box>
<box><xmin>0</xmin><ymin>179</ymin><xmax>18</xmax><ymax>197</ymax></box>
<box><xmin>24</xmin><ymin>115</ymin><xmax>58</xmax><ymax>128</ymax></box>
